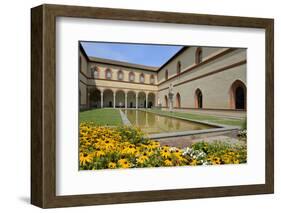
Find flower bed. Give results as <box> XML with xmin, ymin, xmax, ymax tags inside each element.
<box><xmin>79</xmin><ymin>122</ymin><xmax>247</xmax><ymax>170</ymax></box>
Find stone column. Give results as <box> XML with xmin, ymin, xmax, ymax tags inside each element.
<box><xmin>145</xmin><ymin>93</ymin><xmax>148</xmax><ymax>108</ymax></box>
<box><xmin>136</xmin><ymin>93</ymin><xmax>138</xmax><ymax>109</ymax></box>
<box><xmin>125</xmin><ymin>92</ymin><xmax>127</xmax><ymax>109</ymax></box>
<box><xmin>100</xmin><ymin>90</ymin><xmax>104</xmax><ymax>108</ymax></box>
<box><xmin>113</xmin><ymin>91</ymin><xmax>116</xmax><ymax>108</ymax></box>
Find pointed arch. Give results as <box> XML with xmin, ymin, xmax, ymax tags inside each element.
<box><xmin>229</xmin><ymin>80</ymin><xmax>247</xmax><ymax>110</ymax></box>
<box><xmin>164</xmin><ymin>95</ymin><xmax>168</xmax><ymax>108</ymax></box>
<box><xmin>175</xmin><ymin>93</ymin><xmax>181</xmax><ymax>108</ymax></box>
<box><xmin>195</xmin><ymin>89</ymin><xmax>203</xmax><ymax>108</ymax></box>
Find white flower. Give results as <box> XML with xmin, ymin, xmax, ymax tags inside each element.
<box><xmin>169</xmin><ymin>147</ymin><xmax>177</xmax><ymax>152</ymax></box>
<box><xmin>182</xmin><ymin>147</ymin><xmax>192</xmax><ymax>156</ymax></box>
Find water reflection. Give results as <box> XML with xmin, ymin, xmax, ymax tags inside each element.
<box><xmin>122</xmin><ymin>110</ymin><xmax>213</xmax><ymax>134</ymax></box>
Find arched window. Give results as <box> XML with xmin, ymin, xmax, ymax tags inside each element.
<box><xmin>165</xmin><ymin>69</ymin><xmax>168</xmax><ymax>80</ymax></box>
<box><xmin>90</xmin><ymin>66</ymin><xmax>99</xmax><ymax>78</ymax></box>
<box><xmin>230</xmin><ymin>80</ymin><xmax>247</xmax><ymax>110</ymax></box>
<box><xmin>164</xmin><ymin>95</ymin><xmax>168</xmax><ymax>108</ymax></box>
<box><xmin>105</xmin><ymin>69</ymin><xmax>112</xmax><ymax>79</ymax></box>
<box><xmin>176</xmin><ymin>93</ymin><xmax>181</xmax><ymax>108</ymax></box>
<box><xmin>117</xmin><ymin>70</ymin><xmax>124</xmax><ymax>80</ymax></box>
<box><xmin>177</xmin><ymin>61</ymin><xmax>181</xmax><ymax>74</ymax></box>
<box><xmin>129</xmin><ymin>72</ymin><xmax>135</xmax><ymax>82</ymax></box>
<box><xmin>195</xmin><ymin>48</ymin><xmax>203</xmax><ymax>64</ymax></box>
<box><xmin>150</xmin><ymin>75</ymin><xmax>155</xmax><ymax>84</ymax></box>
<box><xmin>195</xmin><ymin>89</ymin><xmax>203</xmax><ymax>108</ymax></box>
<box><xmin>139</xmin><ymin>73</ymin><xmax>145</xmax><ymax>83</ymax></box>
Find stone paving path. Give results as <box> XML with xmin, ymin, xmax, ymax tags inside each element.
<box><xmin>157</xmin><ymin>132</ymin><xmax>245</xmax><ymax>148</ymax></box>
<box><xmin>192</xmin><ymin>135</ymin><xmax>244</xmax><ymax>144</ymax></box>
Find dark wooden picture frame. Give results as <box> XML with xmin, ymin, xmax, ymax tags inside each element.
<box><xmin>31</xmin><ymin>4</ymin><xmax>274</xmax><ymax>208</ymax></box>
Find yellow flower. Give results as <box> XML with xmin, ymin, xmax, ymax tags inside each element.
<box><xmin>103</xmin><ymin>140</ymin><xmax>115</xmax><ymax>150</ymax></box>
<box><xmin>222</xmin><ymin>157</ymin><xmax>231</xmax><ymax>164</ymax></box>
<box><xmin>136</xmin><ymin>155</ymin><xmax>149</xmax><ymax>164</ymax></box>
<box><xmin>175</xmin><ymin>156</ymin><xmax>187</xmax><ymax>164</ymax></box>
<box><xmin>146</xmin><ymin>150</ymin><xmax>155</xmax><ymax>156</ymax></box>
<box><xmin>212</xmin><ymin>157</ymin><xmax>221</xmax><ymax>165</ymax></box>
<box><xmin>79</xmin><ymin>152</ymin><xmax>93</xmax><ymax>166</ymax></box>
<box><xmin>79</xmin><ymin>123</ymin><xmax>247</xmax><ymax>170</ymax></box>
<box><xmin>234</xmin><ymin>159</ymin><xmax>240</xmax><ymax>164</ymax></box>
<box><xmin>150</xmin><ymin>141</ymin><xmax>160</xmax><ymax>149</ymax></box>
<box><xmin>121</xmin><ymin>144</ymin><xmax>136</xmax><ymax>155</ymax></box>
<box><xmin>164</xmin><ymin>159</ymin><xmax>173</xmax><ymax>166</ymax></box>
<box><xmin>94</xmin><ymin>149</ymin><xmax>105</xmax><ymax>158</ymax></box>
<box><xmin>118</xmin><ymin>158</ymin><xmax>131</xmax><ymax>168</ymax></box>
<box><xmin>160</xmin><ymin>149</ymin><xmax>171</xmax><ymax>159</ymax></box>
<box><xmin>140</xmin><ymin>144</ymin><xmax>149</xmax><ymax>150</ymax></box>
<box><xmin>228</xmin><ymin>151</ymin><xmax>235</xmax><ymax>156</ymax></box>
<box><xmin>190</xmin><ymin>159</ymin><xmax>197</xmax><ymax>166</ymax></box>
<box><xmin>172</xmin><ymin>149</ymin><xmax>182</xmax><ymax>158</ymax></box>
<box><xmin>108</xmin><ymin>162</ymin><xmax>117</xmax><ymax>169</ymax></box>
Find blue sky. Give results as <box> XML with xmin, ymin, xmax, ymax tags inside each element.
<box><xmin>80</xmin><ymin>42</ymin><xmax>183</xmax><ymax>67</ymax></box>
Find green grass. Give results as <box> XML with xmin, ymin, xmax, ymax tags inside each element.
<box><xmin>80</xmin><ymin>108</ymin><xmax>122</xmax><ymax>126</ymax></box>
<box><xmin>80</xmin><ymin>108</ymin><xmax>245</xmax><ymax>128</ymax></box>
<box><xmin>148</xmin><ymin>109</ymin><xmax>246</xmax><ymax>128</ymax></box>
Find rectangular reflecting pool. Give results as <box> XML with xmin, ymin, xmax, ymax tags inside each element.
<box><xmin>122</xmin><ymin>110</ymin><xmax>215</xmax><ymax>134</ymax></box>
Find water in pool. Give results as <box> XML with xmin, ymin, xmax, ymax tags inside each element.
<box><xmin>122</xmin><ymin>110</ymin><xmax>213</xmax><ymax>134</ymax></box>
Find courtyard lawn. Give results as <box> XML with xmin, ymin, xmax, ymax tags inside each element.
<box><xmin>147</xmin><ymin>109</ymin><xmax>245</xmax><ymax>128</ymax></box>
<box><xmin>80</xmin><ymin>108</ymin><xmax>122</xmax><ymax>126</ymax></box>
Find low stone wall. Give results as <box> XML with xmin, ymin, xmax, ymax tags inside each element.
<box><xmin>155</xmin><ymin>129</ymin><xmax>239</xmax><ymax>148</ymax></box>
<box><xmin>119</xmin><ymin>109</ymin><xmax>132</xmax><ymax>126</ymax></box>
